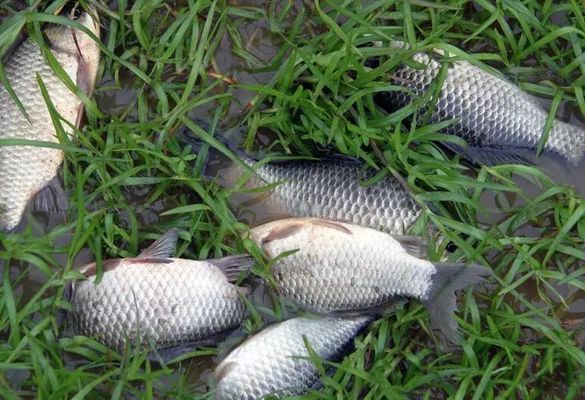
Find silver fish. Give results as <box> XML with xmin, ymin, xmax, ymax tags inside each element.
<box><xmin>0</xmin><ymin>6</ymin><xmax>100</xmax><ymax>232</ymax></box>
<box><xmin>221</xmin><ymin>155</ymin><xmax>422</xmax><ymax>235</ymax></box>
<box><xmin>70</xmin><ymin>230</ymin><xmax>252</xmax><ymax>352</ymax></box>
<box><xmin>249</xmin><ymin>218</ymin><xmax>491</xmax><ymax>342</ymax></box>
<box><xmin>375</xmin><ymin>46</ymin><xmax>585</xmax><ymax>165</ymax></box>
<box><xmin>214</xmin><ymin>315</ymin><xmax>371</xmax><ymax>400</ymax></box>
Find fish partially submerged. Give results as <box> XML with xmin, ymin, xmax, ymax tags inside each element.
<box><xmin>215</xmin><ymin>315</ymin><xmax>371</xmax><ymax>400</ymax></box>
<box><xmin>374</xmin><ymin>45</ymin><xmax>585</xmax><ymax>165</ymax></box>
<box><xmin>69</xmin><ymin>229</ymin><xmax>252</xmax><ymax>352</ymax></box>
<box><xmin>249</xmin><ymin>218</ymin><xmax>491</xmax><ymax>342</ymax></box>
<box><xmin>0</xmin><ymin>6</ymin><xmax>100</xmax><ymax>232</ymax></box>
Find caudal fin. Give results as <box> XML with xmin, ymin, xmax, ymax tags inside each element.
<box><xmin>423</xmin><ymin>263</ymin><xmax>491</xmax><ymax>344</ymax></box>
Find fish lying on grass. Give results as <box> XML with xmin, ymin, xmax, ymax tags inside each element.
<box><xmin>214</xmin><ymin>315</ymin><xmax>371</xmax><ymax>400</ymax></box>
<box><xmin>0</xmin><ymin>6</ymin><xmax>100</xmax><ymax>232</ymax></box>
<box><xmin>69</xmin><ymin>229</ymin><xmax>252</xmax><ymax>353</ymax></box>
<box><xmin>249</xmin><ymin>218</ymin><xmax>491</xmax><ymax>342</ymax></box>
<box><xmin>373</xmin><ymin>45</ymin><xmax>585</xmax><ymax>166</ymax></box>
<box><xmin>178</xmin><ymin>130</ymin><xmax>422</xmax><ymax>235</ymax></box>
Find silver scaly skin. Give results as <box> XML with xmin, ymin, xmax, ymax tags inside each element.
<box><xmin>214</xmin><ymin>316</ymin><xmax>371</xmax><ymax>400</ymax></box>
<box><xmin>0</xmin><ymin>7</ymin><xmax>100</xmax><ymax>232</ymax></box>
<box><xmin>250</xmin><ymin>218</ymin><xmax>490</xmax><ymax>342</ymax></box>
<box><xmin>70</xmin><ymin>230</ymin><xmax>251</xmax><ymax>352</ymax></box>
<box><xmin>224</xmin><ymin>156</ymin><xmax>422</xmax><ymax>234</ymax></box>
<box><xmin>376</xmin><ymin>48</ymin><xmax>585</xmax><ymax>165</ymax></box>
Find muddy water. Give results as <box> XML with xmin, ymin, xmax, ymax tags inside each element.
<box><xmin>5</xmin><ymin>1</ymin><xmax>585</xmax><ymax>395</ymax></box>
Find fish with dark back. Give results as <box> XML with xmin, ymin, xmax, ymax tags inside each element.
<box><xmin>178</xmin><ymin>128</ymin><xmax>423</xmax><ymax>235</ymax></box>
<box><xmin>373</xmin><ymin>45</ymin><xmax>585</xmax><ymax>166</ymax></box>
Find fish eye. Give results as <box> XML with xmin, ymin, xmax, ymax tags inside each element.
<box><xmin>68</xmin><ymin>4</ymin><xmax>83</xmax><ymax>20</ymax></box>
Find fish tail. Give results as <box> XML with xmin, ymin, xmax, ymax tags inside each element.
<box><xmin>209</xmin><ymin>254</ymin><xmax>255</xmax><ymax>282</ymax></box>
<box><xmin>423</xmin><ymin>263</ymin><xmax>492</xmax><ymax>344</ymax></box>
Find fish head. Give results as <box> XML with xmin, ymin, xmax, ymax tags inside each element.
<box><xmin>44</xmin><ymin>4</ymin><xmax>101</xmax><ymax>96</ymax></box>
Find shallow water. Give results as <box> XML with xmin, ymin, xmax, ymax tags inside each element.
<box><xmin>4</xmin><ymin>1</ymin><xmax>585</xmax><ymax>396</ymax></box>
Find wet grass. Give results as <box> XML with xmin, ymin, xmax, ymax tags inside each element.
<box><xmin>1</xmin><ymin>0</ymin><xmax>585</xmax><ymax>398</ymax></box>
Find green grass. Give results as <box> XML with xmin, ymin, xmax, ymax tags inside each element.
<box><xmin>1</xmin><ymin>0</ymin><xmax>585</xmax><ymax>398</ymax></box>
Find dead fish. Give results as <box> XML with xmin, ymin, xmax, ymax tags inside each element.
<box><xmin>0</xmin><ymin>5</ymin><xmax>100</xmax><ymax>232</ymax></box>
<box><xmin>176</xmin><ymin>126</ymin><xmax>422</xmax><ymax>235</ymax></box>
<box><xmin>373</xmin><ymin>45</ymin><xmax>585</xmax><ymax>165</ymax></box>
<box><xmin>249</xmin><ymin>218</ymin><xmax>491</xmax><ymax>342</ymax></box>
<box><xmin>223</xmin><ymin>155</ymin><xmax>422</xmax><ymax>235</ymax></box>
<box><xmin>214</xmin><ymin>315</ymin><xmax>371</xmax><ymax>400</ymax></box>
<box><xmin>69</xmin><ymin>229</ymin><xmax>253</xmax><ymax>353</ymax></box>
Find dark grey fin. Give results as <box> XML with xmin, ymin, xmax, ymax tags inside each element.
<box><xmin>209</xmin><ymin>254</ymin><xmax>255</xmax><ymax>282</ymax></box>
<box><xmin>442</xmin><ymin>142</ymin><xmax>535</xmax><ymax>166</ymax></box>
<box><xmin>391</xmin><ymin>235</ymin><xmax>428</xmax><ymax>258</ymax></box>
<box><xmin>262</xmin><ymin>223</ymin><xmax>304</xmax><ymax>245</ymax></box>
<box><xmin>137</xmin><ymin>229</ymin><xmax>178</xmax><ymax>259</ymax></box>
<box><xmin>324</xmin><ymin>303</ymin><xmax>394</xmax><ymax>319</ymax></box>
<box><xmin>423</xmin><ymin>263</ymin><xmax>492</xmax><ymax>344</ymax></box>
<box><xmin>310</xmin><ymin>219</ymin><xmax>353</xmax><ymax>235</ymax></box>
<box><xmin>176</xmin><ymin>123</ymin><xmax>258</xmax><ymax>162</ymax></box>
<box><xmin>304</xmin><ymin>151</ymin><xmax>361</xmax><ymax>165</ymax></box>
<box><xmin>56</xmin><ymin>281</ymin><xmax>75</xmax><ymax>327</ymax></box>
<box><xmin>149</xmin><ymin>335</ymin><xmax>231</xmax><ymax>365</ymax></box>
<box><xmin>31</xmin><ymin>176</ymin><xmax>68</xmax><ymax>214</ymax></box>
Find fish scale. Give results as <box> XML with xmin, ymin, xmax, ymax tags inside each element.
<box><xmin>250</xmin><ymin>218</ymin><xmax>490</xmax><ymax>343</ymax></box>
<box><xmin>233</xmin><ymin>157</ymin><xmax>422</xmax><ymax>234</ymax></box>
<box><xmin>72</xmin><ymin>259</ymin><xmax>247</xmax><ymax>351</ymax></box>
<box><xmin>0</xmin><ymin>10</ymin><xmax>100</xmax><ymax>231</ymax></box>
<box><xmin>253</xmin><ymin>219</ymin><xmax>434</xmax><ymax>313</ymax></box>
<box><xmin>378</xmin><ymin>50</ymin><xmax>585</xmax><ymax>164</ymax></box>
<box><xmin>215</xmin><ymin>316</ymin><xmax>371</xmax><ymax>400</ymax></box>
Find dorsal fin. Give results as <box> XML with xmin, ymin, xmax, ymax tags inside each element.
<box><xmin>311</xmin><ymin>219</ymin><xmax>353</xmax><ymax>235</ymax></box>
<box><xmin>137</xmin><ymin>229</ymin><xmax>178</xmax><ymax>259</ymax></box>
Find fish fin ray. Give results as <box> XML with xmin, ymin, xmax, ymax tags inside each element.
<box><xmin>149</xmin><ymin>336</ymin><xmax>228</xmax><ymax>365</ymax></box>
<box><xmin>31</xmin><ymin>175</ymin><xmax>68</xmax><ymax>214</ymax></box>
<box><xmin>391</xmin><ymin>235</ymin><xmax>427</xmax><ymax>258</ymax></box>
<box><xmin>424</xmin><ymin>263</ymin><xmax>492</xmax><ymax>344</ymax></box>
<box><xmin>310</xmin><ymin>219</ymin><xmax>353</xmax><ymax>235</ymax></box>
<box><xmin>137</xmin><ymin>229</ymin><xmax>178</xmax><ymax>259</ymax></box>
<box><xmin>209</xmin><ymin>254</ymin><xmax>255</xmax><ymax>282</ymax></box>
<box><xmin>262</xmin><ymin>223</ymin><xmax>305</xmax><ymax>244</ymax></box>
<box><xmin>443</xmin><ymin>142</ymin><xmax>534</xmax><ymax>166</ymax></box>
